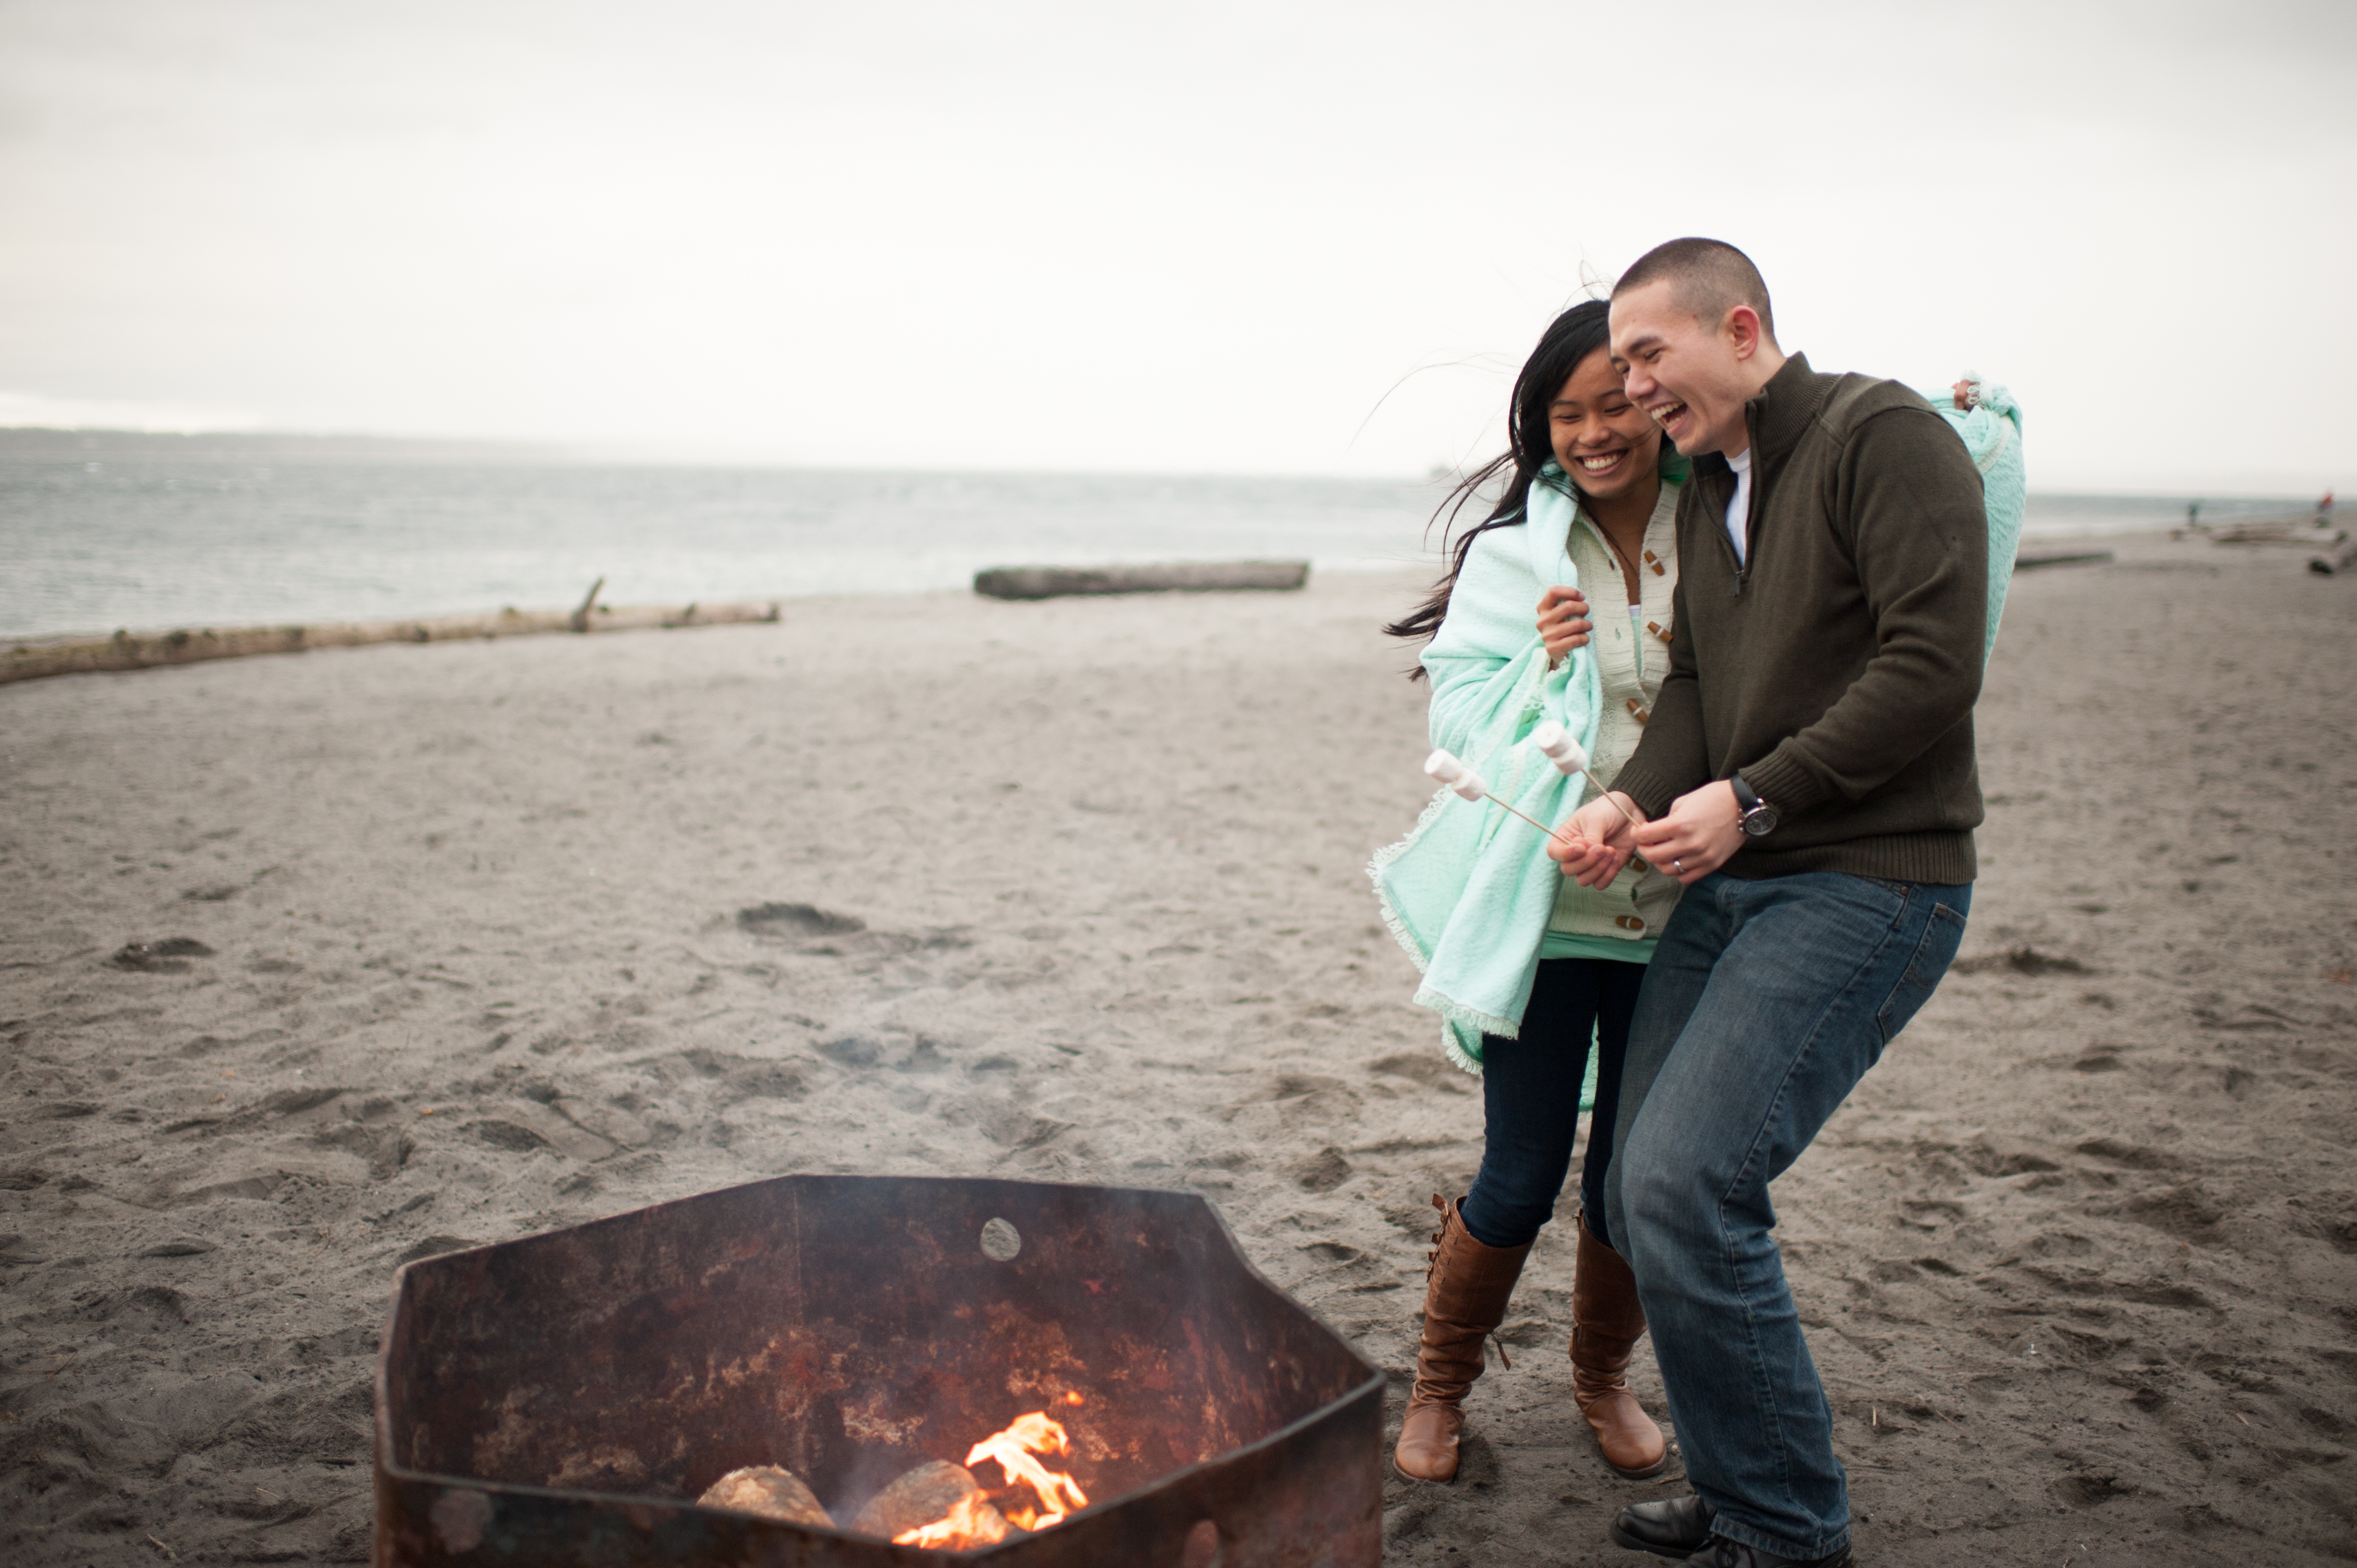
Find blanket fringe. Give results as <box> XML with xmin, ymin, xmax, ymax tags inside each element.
<box><xmin>1371</xmin><ymin>786</ymin><xmax>1521</xmax><ymax>1079</ymax></box>
<box><xmin>1364</xmin><ymin>786</ymin><xmax>1453</xmax><ymax>976</ymax></box>
<box><xmin>1441</xmin><ymin>1022</ymin><xmax>1485</xmax><ymax>1077</ymax></box>
<box><xmin>1413</xmin><ymin>983</ymin><xmax>1518</xmax><ymax>1048</ymax></box>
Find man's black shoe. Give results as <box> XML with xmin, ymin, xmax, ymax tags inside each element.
<box><xmin>1609</xmin><ymin>1494</ymin><xmax>1713</xmax><ymax>1557</ymax></box>
<box><xmin>1678</xmin><ymin>1536</ymin><xmax>1854</xmax><ymax>1568</ymax></box>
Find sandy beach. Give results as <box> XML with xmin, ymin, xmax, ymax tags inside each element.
<box><xmin>3</xmin><ymin>536</ymin><xmax>2354</xmax><ymax>1565</ymax></box>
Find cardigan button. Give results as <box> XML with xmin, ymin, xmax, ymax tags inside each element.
<box><xmin>1615</xmin><ymin>916</ymin><xmax>1646</xmax><ymax>931</ymax></box>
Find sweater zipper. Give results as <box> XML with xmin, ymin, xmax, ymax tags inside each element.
<box><xmin>1732</xmin><ymin>404</ymin><xmax>1761</xmax><ymax>595</ymax></box>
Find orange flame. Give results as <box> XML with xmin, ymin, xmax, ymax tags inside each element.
<box><xmin>966</xmin><ymin>1411</ymin><xmax>1090</xmax><ymax>1530</ymax></box>
<box><xmin>893</xmin><ymin>1492</ymin><xmax>1009</xmax><ymax>1550</ymax></box>
<box><xmin>892</xmin><ymin>1410</ymin><xmax>1092</xmax><ymax>1549</ymax></box>
<box><xmin>1063</xmin><ymin>1391</ymin><xmax>1085</xmax><ymax>1406</ymax></box>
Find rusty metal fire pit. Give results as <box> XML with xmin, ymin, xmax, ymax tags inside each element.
<box><xmin>374</xmin><ymin>1174</ymin><xmax>1382</xmax><ymax>1565</ymax></box>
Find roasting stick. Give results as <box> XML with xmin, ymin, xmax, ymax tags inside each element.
<box><xmin>1422</xmin><ymin>749</ymin><xmax>1575</xmax><ymax>847</ymax></box>
<box><xmin>1424</xmin><ymin>733</ymin><xmax>1652</xmax><ymax>878</ymax></box>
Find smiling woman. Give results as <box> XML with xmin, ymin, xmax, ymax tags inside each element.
<box><xmin>1382</xmin><ymin>303</ymin><xmax>1685</xmax><ymax>655</ymax></box>
<box><xmin>1374</xmin><ymin>298</ymin><xmax>1687</xmax><ymax>1489</ymax></box>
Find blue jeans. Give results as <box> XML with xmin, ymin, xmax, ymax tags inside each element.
<box><xmin>1602</xmin><ymin>870</ymin><xmax>1970</xmax><ymax>1561</ymax></box>
<box><xmin>1459</xmin><ymin>958</ymin><xmax>1645</xmax><ymax>1251</ymax></box>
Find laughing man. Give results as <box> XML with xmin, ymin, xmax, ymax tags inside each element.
<box><xmin>1549</xmin><ymin>238</ymin><xmax>1987</xmax><ymax>1568</ymax></box>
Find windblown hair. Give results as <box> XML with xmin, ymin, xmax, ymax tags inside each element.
<box><xmin>1383</xmin><ymin>301</ymin><xmax>1677</xmax><ymax>674</ymax></box>
<box><xmin>1613</xmin><ymin>237</ymin><xmax>1777</xmax><ymax>344</ymax></box>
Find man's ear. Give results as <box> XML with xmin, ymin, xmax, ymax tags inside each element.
<box><xmin>1725</xmin><ymin>305</ymin><xmax>1765</xmax><ymax>362</ymax></box>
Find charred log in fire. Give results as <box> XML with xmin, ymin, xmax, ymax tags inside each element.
<box><xmin>707</xmin><ymin>1407</ymin><xmax>1093</xmax><ymax>1550</ymax></box>
<box><xmin>694</xmin><ymin>1466</ymin><xmax>832</xmax><ymax>1529</ymax></box>
<box><xmin>851</xmin><ymin>1460</ymin><xmax>1006</xmax><ymax>1544</ymax></box>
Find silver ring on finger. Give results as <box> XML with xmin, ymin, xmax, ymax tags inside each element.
<box><xmin>1672</xmin><ymin>858</ymin><xmax>1683</xmax><ymax>873</ymax></box>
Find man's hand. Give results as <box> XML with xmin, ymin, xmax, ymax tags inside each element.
<box><xmin>1537</xmin><ymin>586</ymin><xmax>1592</xmax><ymax>665</ymax></box>
<box><xmin>1630</xmin><ymin>780</ymin><xmax>1743</xmax><ymax>885</ymax></box>
<box><xmin>1547</xmin><ymin>792</ymin><xmax>1645</xmax><ymax>887</ymax></box>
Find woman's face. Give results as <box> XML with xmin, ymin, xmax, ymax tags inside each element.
<box><xmin>1548</xmin><ymin>346</ymin><xmax>1661</xmax><ymax>502</ymax></box>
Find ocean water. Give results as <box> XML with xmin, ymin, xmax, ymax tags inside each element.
<box><xmin>0</xmin><ymin>430</ymin><xmax>2315</xmax><ymax>641</ymax></box>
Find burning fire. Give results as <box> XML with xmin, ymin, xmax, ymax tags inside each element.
<box><xmin>892</xmin><ymin>1404</ymin><xmax>1092</xmax><ymax>1549</ymax></box>
<box><xmin>894</xmin><ymin>1492</ymin><xmax>1009</xmax><ymax>1549</ymax></box>
<box><xmin>968</xmin><ymin>1411</ymin><xmax>1089</xmax><ymax>1530</ymax></box>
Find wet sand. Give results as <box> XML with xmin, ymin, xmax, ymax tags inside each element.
<box><xmin>3</xmin><ymin>537</ymin><xmax>2353</xmax><ymax>1565</ymax></box>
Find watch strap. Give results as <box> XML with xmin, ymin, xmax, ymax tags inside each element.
<box><xmin>1730</xmin><ymin>772</ymin><xmax>1762</xmax><ymax>813</ymax></box>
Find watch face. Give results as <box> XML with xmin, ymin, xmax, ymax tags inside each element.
<box><xmin>1740</xmin><ymin>806</ymin><xmax>1778</xmax><ymax>838</ymax></box>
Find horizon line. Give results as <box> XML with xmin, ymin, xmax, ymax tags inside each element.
<box><xmin>0</xmin><ymin>424</ymin><xmax>2335</xmax><ymax>502</ymax></box>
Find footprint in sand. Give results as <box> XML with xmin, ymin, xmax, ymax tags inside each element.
<box><xmin>737</xmin><ymin>902</ymin><xmax>866</xmax><ymax>938</ymax></box>
<box><xmin>734</xmin><ymin>902</ymin><xmax>974</xmax><ymax>966</ymax></box>
<box><xmin>109</xmin><ymin>937</ymin><xmax>217</xmax><ymax>973</ymax></box>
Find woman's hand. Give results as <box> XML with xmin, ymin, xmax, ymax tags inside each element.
<box><xmin>1630</xmin><ymin>781</ymin><xmax>1743</xmax><ymax>885</ymax></box>
<box><xmin>1547</xmin><ymin>792</ymin><xmax>1644</xmax><ymax>887</ymax></box>
<box><xmin>1537</xmin><ymin>586</ymin><xmax>1592</xmax><ymax>665</ymax></box>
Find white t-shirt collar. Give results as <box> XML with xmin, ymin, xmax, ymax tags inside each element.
<box><xmin>1723</xmin><ymin>447</ymin><xmax>1753</xmax><ymax>565</ymax></box>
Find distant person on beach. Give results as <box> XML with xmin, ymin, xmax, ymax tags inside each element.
<box><xmin>1372</xmin><ymin>298</ymin><xmax>1687</xmax><ymax>1487</ymax></box>
<box><xmin>1550</xmin><ymin>239</ymin><xmax>1986</xmax><ymax>1568</ymax></box>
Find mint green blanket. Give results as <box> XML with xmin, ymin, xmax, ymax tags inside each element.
<box><xmin>1928</xmin><ymin>377</ymin><xmax>2025</xmax><ymax>657</ymax></box>
<box><xmin>1370</xmin><ymin>466</ymin><xmax>1614</xmax><ymax>1072</ymax></box>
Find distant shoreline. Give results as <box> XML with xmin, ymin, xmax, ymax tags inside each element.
<box><xmin>0</xmin><ymin>425</ymin><xmax>2334</xmax><ymax>503</ymax></box>
<box><xmin>1</xmin><ymin>529</ymin><xmax>2231</xmax><ymax>655</ymax></box>
<box><xmin>1</xmin><ymin>429</ymin><xmax>2329</xmax><ymax>642</ymax></box>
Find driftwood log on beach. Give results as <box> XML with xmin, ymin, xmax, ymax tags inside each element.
<box><xmin>2310</xmin><ymin>535</ymin><xmax>2357</xmax><ymax>575</ymax></box>
<box><xmin>2012</xmin><ymin>549</ymin><xmax>2115</xmax><ymax>570</ymax></box>
<box><xmin>0</xmin><ymin>587</ymin><xmax>780</xmax><ymax>686</ymax></box>
<box><xmin>2200</xmin><ymin>515</ymin><xmax>2344</xmax><ymax>546</ymax></box>
<box><xmin>973</xmin><ymin>559</ymin><xmax>1309</xmax><ymax>600</ymax></box>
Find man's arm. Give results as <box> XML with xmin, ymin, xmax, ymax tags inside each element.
<box><xmin>1740</xmin><ymin>407</ymin><xmax>1988</xmax><ymax>813</ymax></box>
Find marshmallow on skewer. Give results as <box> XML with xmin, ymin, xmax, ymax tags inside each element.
<box><xmin>1527</xmin><ymin>721</ymin><xmax>1643</xmax><ymax>829</ymax></box>
<box><xmin>1420</xmin><ymin>747</ymin><xmax>1576</xmax><ymax>846</ymax></box>
<box><xmin>1423</xmin><ymin>748</ymin><xmax>1488</xmax><ymax>803</ymax></box>
<box><xmin>1528</xmin><ymin>721</ymin><xmax>1588</xmax><ymax>779</ymax></box>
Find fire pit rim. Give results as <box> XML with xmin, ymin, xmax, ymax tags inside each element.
<box><xmin>372</xmin><ymin>1172</ymin><xmax>1385</xmax><ymax>1561</ymax></box>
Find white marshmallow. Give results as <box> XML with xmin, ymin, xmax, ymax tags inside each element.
<box><xmin>1423</xmin><ymin>749</ymin><xmax>1487</xmax><ymax>802</ymax></box>
<box><xmin>1529</xmin><ymin>721</ymin><xmax>1591</xmax><ymax>778</ymax></box>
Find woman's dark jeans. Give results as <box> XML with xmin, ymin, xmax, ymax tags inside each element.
<box><xmin>1458</xmin><ymin>956</ymin><xmax>1645</xmax><ymax>1252</ymax></box>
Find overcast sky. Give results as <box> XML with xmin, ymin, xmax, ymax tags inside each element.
<box><xmin>1</xmin><ymin>0</ymin><xmax>2350</xmax><ymax>491</ymax></box>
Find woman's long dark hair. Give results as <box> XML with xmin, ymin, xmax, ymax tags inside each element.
<box><xmin>1382</xmin><ymin>300</ymin><xmax>1644</xmax><ymax>674</ymax></box>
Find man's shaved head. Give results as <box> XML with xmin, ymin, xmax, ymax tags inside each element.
<box><xmin>1613</xmin><ymin>238</ymin><xmax>1776</xmax><ymax>344</ymax></box>
<box><xmin>1608</xmin><ymin>238</ymin><xmax>1786</xmax><ymax>457</ymax></box>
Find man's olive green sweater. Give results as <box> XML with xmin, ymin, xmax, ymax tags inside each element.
<box><xmin>1609</xmin><ymin>353</ymin><xmax>1988</xmax><ymax>885</ymax></box>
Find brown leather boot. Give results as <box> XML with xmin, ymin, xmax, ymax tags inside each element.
<box><xmin>1571</xmin><ymin>1212</ymin><xmax>1668</xmax><ymax>1478</ymax></box>
<box><xmin>1393</xmin><ymin>1194</ymin><xmax>1529</xmax><ymax>1482</ymax></box>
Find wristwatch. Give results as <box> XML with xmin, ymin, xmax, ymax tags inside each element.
<box><xmin>1730</xmin><ymin>772</ymin><xmax>1779</xmax><ymax>837</ymax></box>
